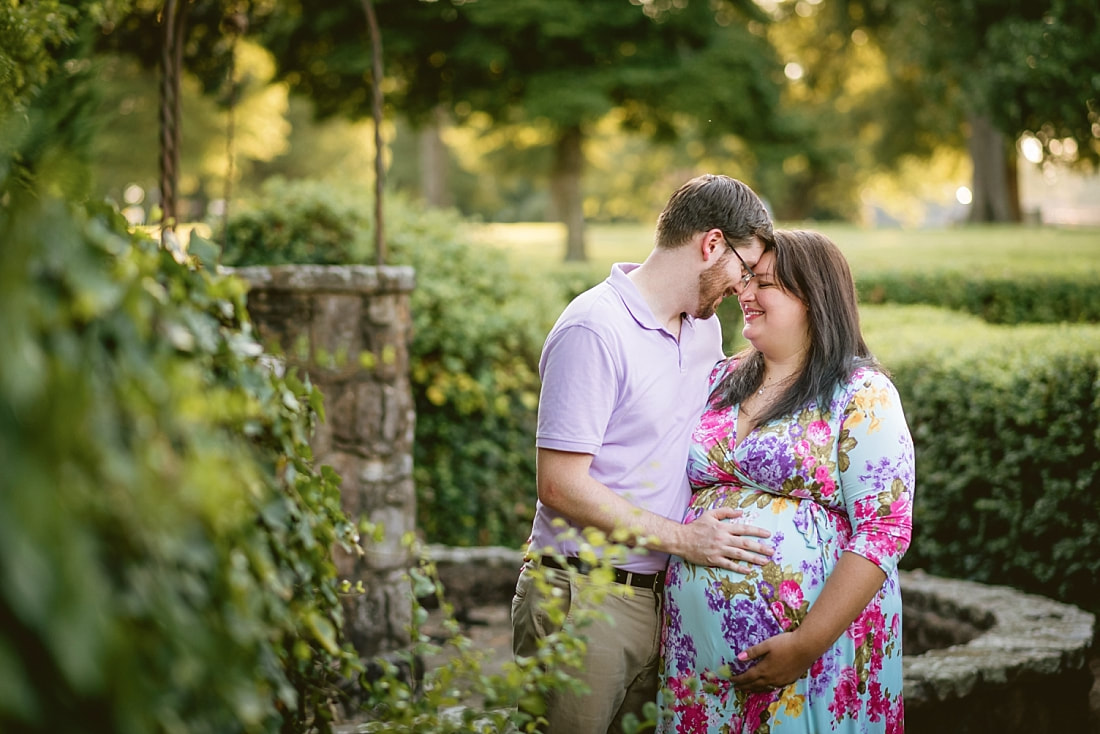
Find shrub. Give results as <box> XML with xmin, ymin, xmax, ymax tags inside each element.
<box><xmin>857</xmin><ymin>272</ymin><xmax>1100</xmax><ymax>324</ymax></box>
<box><xmin>0</xmin><ymin>190</ymin><xmax>361</xmax><ymax>732</ymax></box>
<box><xmin>864</xmin><ymin>305</ymin><xmax>1100</xmax><ymax>613</ymax></box>
<box><xmin>221</xmin><ymin>180</ymin><xmax>566</xmax><ymax>547</ymax></box>
<box><xmin>220</xmin><ymin>178</ymin><xmax>374</xmax><ymax>267</ymax></box>
<box><xmin>354</xmin><ymin>531</ymin><xmax>657</xmax><ymax>733</ymax></box>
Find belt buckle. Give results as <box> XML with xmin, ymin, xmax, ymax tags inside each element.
<box><xmin>648</xmin><ymin>572</ymin><xmax>664</xmax><ymax>594</ymax></box>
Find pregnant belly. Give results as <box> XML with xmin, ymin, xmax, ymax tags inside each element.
<box><xmin>663</xmin><ymin>486</ymin><xmax>841</xmax><ymax>676</ymax></box>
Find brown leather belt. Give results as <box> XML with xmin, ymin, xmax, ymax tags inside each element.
<box><xmin>540</xmin><ymin>555</ymin><xmax>665</xmax><ymax>593</ymax></box>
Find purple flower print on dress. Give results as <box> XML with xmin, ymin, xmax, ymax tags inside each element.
<box><xmin>663</xmin><ymin>368</ymin><xmax>912</xmax><ymax>733</ymax></box>
<box><xmin>742</xmin><ymin>433</ymin><xmax>797</xmax><ymax>489</ymax></box>
<box><xmin>704</xmin><ymin>581</ymin><xmax>726</xmax><ymax>614</ymax></box>
<box><xmin>797</xmin><ymin>556</ymin><xmax>827</xmax><ymax>590</ymax></box>
<box><xmin>663</xmin><ymin>600</ymin><xmax>696</xmax><ymax>675</ymax></box>
<box><xmin>808</xmin><ymin>646</ymin><xmax>842</xmax><ymax>700</ymax></box>
<box><xmin>722</xmin><ymin>596</ymin><xmax>784</xmax><ymax>675</ymax></box>
<box><xmin>792</xmin><ymin>502</ymin><xmax>814</xmax><ymax>541</ymax></box>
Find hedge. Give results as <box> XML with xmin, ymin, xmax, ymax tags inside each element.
<box><xmin>857</xmin><ymin>272</ymin><xmax>1100</xmax><ymax>324</ymax></box>
<box><xmin>864</xmin><ymin>305</ymin><xmax>1100</xmax><ymax>613</ymax></box>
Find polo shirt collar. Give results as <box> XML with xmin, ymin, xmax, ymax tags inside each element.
<box><xmin>608</xmin><ymin>263</ymin><xmax>695</xmax><ymax>333</ymax></box>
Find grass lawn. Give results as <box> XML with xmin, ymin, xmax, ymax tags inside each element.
<box><xmin>467</xmin><ymin>222</ymin><xmax>1100</xmax><ymax>280</ymax></box>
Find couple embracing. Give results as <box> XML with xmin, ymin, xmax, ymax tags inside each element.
<box><xmin>511</xmin><ymin>175</ymin><xmax>914</xmax><ymax>734</ymax></box>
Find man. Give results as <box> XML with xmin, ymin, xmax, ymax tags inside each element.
<box><xmin>511</xmin><ymin>174</ymin><xmax>776</xmax><ymax>733</ymax></box>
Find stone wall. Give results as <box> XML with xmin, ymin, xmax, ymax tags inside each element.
<box><xmin>232</xmin><ymin>264</ymin><xmax>416</xmax><ymax>658</ymax></box>
<box><xmin>423</xmin><ymin>545</ymin><xmax>1096</xmax><ymax>733</ymax></box>
<box><xmin>902</xmin><ymin>569</ymin><xmax>1095</xmax><ymax>734</ymax></box>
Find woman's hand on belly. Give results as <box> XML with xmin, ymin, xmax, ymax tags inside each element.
<box><xmin>728</xmin><ymin>629</ymin><xmax>818</xmax><ymax>693</ymax></box>
<box><xmin>730</xmin><ymin>552</ymin><xmax>888</xmax><ymax>693</ymax></box>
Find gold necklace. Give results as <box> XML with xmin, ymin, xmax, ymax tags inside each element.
<box><xmin>756</xmin><ymin>374</ymin><xmax>794</xmax><ymax>396</ymax></box>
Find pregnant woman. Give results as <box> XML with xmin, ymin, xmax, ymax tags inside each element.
<box><xmin>659</xmin><ymin>230</ymin><xmax>915</xmax><ymax>733</ymax></box>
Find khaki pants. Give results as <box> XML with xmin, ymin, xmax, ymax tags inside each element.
<box><xmin>510</xmin><ymin>560</ymin><xmax>662</xmax><ymax>734</ymax></box>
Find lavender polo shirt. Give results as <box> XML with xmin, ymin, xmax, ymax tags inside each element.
<box><xmin>529</xmin><ymin>263</ymin><xmax>724</xmax><ymax>574</ymax></box>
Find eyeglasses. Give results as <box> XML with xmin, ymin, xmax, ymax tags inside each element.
<box><xmin>722</xmin><ymin>234</ymin><xmax>756</xmax><ymax>288</ymax></box>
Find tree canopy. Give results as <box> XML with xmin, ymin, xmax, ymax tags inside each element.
<box><xmin>10</xmin><ymin>0</ymin><xmax>1098</xmax><ymax>232</ymax></box>
<box><xmin>258</xmin><ymin>0</ymin><xmax>792</xmax><ymax>260</ymax></box>
<box><xmin>817</xmin><ymin>0</ymin><xmax>1100</xmax><ymax>220</ymax></box>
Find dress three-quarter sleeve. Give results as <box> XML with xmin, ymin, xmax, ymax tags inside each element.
<box><xmin>837</xmin><ymin>370</ymin><xmax>916</xmax><ymax>576</ymax></box>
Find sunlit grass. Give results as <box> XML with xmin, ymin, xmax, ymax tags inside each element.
<box><xmin>468</xmin><ymin>222</ymin><xmax>1100</xmax><ymax>279</ymax></box>
<box><xmin>465</xmin><ymin>222</ymin><xmax>652</xmax><ymax>269</ymax></box>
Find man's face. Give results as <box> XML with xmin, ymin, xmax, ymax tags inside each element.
<box><xmin>693</xmin><ymin>237</ymin><xmax>765</xmax><ymax>320</ymax></box>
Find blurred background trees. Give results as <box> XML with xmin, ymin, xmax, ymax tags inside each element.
<box><xmin>13</xmin><ymin>0</ymin><xmax>1094</xmax><ymax>259</ymax></box>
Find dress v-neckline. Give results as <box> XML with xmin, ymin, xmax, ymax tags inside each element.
<box><xmin>733</xmin><ymin>403</ymin><xmax>755</xmax><ymax>452</ymax></box>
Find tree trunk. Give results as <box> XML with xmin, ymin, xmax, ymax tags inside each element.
<box><xmin>967</xmin><ymin>112</ymin><xmax>1020</xmax><ymax>223</ymax></box>
<box><xmin>551</xmin><ymin>124</ymin><xmax>587</xmax><ymax>262</ymax></box>
<box><xmin>418</xmin><ymin>106</ymin><xmax>451</xmax><ymax>209</ymax></box>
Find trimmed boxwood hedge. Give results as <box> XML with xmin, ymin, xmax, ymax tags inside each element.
<box><xmin>865</xmin><ymin>305</ymin><xmax>1100</xmax><ymax>613</ymax></box>
<box><xmin>857</xmin><ymin>272</ymin><xmax>1100</xmax><ymax>324</ymax></box>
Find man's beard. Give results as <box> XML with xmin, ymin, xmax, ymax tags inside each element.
<box><xmin>694</xmin><ymin>261</ymin><xmax>733</xmax><ymax>320</ymax></box>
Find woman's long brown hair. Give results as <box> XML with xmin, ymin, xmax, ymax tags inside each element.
<box><xmin>711</xmin><ymin>229</ymin><xmax>882</xmax><ymax>422</ymax></box>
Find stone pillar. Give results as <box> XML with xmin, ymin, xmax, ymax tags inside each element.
<box><xmin>231</xmin><ymin>264</ymin><xmax>416</xmax><ymax>658</ymax></box>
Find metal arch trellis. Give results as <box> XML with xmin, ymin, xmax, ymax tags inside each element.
<box><xmin>361</xmin><ymin>0</ymin><xmax>386</xmax><ymax>267</ymax></box>
<box><xmin>220</xmin><ymin>7</ymin><xmax>247</xmax><ymax>256</ymax></box>
<box><xmin>159</xmin><ymin>0</ymin><xmax>189</xmax><ymax>245</ymax></box>
<box><xmin>158</xmin><ymin>0</ymin><xmax>387</xmax><ymax>266</ymax></box>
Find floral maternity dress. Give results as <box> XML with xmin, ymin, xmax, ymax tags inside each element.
<box><xmin>659</xmin><ymin>363</ymin><xmax>915</xmax><ymax>734</ymax></box>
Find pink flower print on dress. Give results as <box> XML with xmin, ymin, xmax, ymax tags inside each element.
<box><xmin>743</xmin><ymin>692</ymin><xmax>773</xmax><ymax>729</ymax></box>
<box><xmin>884</xmin><ymin>695</ymin><xmax>905</xmax><ymax>734</ymax></box>
<box><xmin>866</xmin><ymin>680</ymin><xmax>889</xmax><ymax>722</ymax></box>
<box><xmin>693</xmin><ymin>410</ymin><xmax>731</xmax><ymax>451</ymax></box>
<box><xmin>777</xmin><ymin>579</ymin><xmax>804</xmax><ymax>610</ymax></box>
<box><xmin>828</xmin><ymin>666</ymin><xmax>862</xmax><ymax>721</ymax></box>
<box><xmin>848</xmin><ymin>615</ymin><xmax>872</xmax><ymax>648</ymax></box>
<box><xmin>770</xmin><ymin>601</ymin><xmax>792</xmax><ymax>629</ymax></box>
<box><xmin>676</xmin><ymin>701</ymin><xmax>708</xmax><ymax>734</ymax></box>
<box><xmin>814</xmin><ymin>465</ymin><xmax>837</xmax><ymax>497</ymax></box>
<box><xmin>810</xmin><ymin>656</ymin><xmax>825</xmax><ymax>678</ymax></box>
<box><xmin>891</xmin><ymin>494</ymin><xmax>910</xmax><ymax>517</ymax></box>
<box><xmin>806</xmin><ymin>420</ymin><xmax>832</xmax><ymax>445</ymax></box>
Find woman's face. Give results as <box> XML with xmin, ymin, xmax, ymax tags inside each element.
<box><xmin>738</xmin><ymin>251</ymin><xmax>810</xmax><ymax>361</ymax></box>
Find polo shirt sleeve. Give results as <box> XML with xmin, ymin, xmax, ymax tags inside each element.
<box><xmin>536</xmin><ymin>323</ymin><xmax>619</xmax><ymax>455</ymax></box>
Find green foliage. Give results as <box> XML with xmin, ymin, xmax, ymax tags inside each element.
<box><xmin>260</xmin><ymin>0</ymin><xmax>784</xmax><ymax>135</ymax></box>
<box><xmin>354</xmin><ymin>529</ymin><xmax>657</xmax><ymax>732</ymax></box>
<box><xmin>984</xmin><ymin>1</ymin><xmax>1100</xmax><ymax>163</ymax></box>
<box><xmin>864</xmin><ymin>306</ymin><xmax>1100</xmax><ymax>613</ymax></box>
<box><xmin>389</xmin><ymin>201</ymin><xmax>562</xmax><ymax>546</ymax></box>
<box><xmin>221</xmin><ymin>180</ymin><xmax>566</xmax><ymax>546</ymax></box>
<box><xmin>0</xmin><ymin>191</ymin><xmax>361</xmax><ymax>732</ymax></box>
<box><xmin>0</xmin><ymin>1</ymin><xmax>80</xmax><ymax>115</ymax></box>
<box><xmin>858</xmin><ymin>271</ymin><xmax>1100</xmax><ymax>324</ymax></box>
<box><xmin>220</xmin><ymin>178</ymin><xmax>374</xmax><ymax>266</ymax></box>
<box><xmin>837</xmin><ymin>0</ymin><xmax>1100</xmax><ymax>167</ymax></box>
